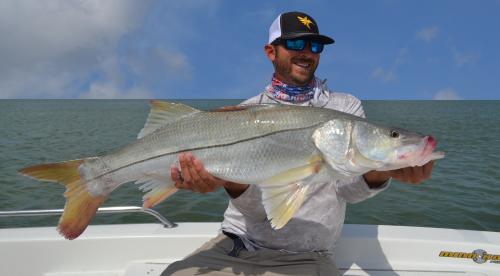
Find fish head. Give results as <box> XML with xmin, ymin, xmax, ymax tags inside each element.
<box><xmin>352</xmin><ymin>121</ymin><xmax>443</xmax><ymax>171</ymax></box>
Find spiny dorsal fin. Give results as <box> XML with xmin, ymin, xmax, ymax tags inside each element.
<box><xmin>137</xmin><ymin>100</ymin><xmax>200</xmax><ymax>139</ymax></box>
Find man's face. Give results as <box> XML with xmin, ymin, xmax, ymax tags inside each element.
<box><xmin>265</xmin><ymin>41</ymin><xmax>320</xmax><ymax>86</ymax></box>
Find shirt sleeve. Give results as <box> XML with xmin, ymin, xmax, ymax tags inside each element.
<box><xmin>240</xmin><ymin>94</ymin><xmax>265</xmax><ymax>105</ymax></box>
<box><xmin>337</xmin><ymin>93</ymin><xmax>366</xmax><ymax>118</ymax></box>
<box><xmin>225</xmin><ymin>184</ymin><xmax>267</xmax><ymax>220</ymax></box>
<box><xmin>336</xmin><ymin>176</ymin><xmax>391</xmax><ymax>204</ymax></box>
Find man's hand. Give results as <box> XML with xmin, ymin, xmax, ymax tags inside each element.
<box><xmin>363</xmin><ymin>161</ymin><xmax>435</xmax><ymax>189</ymax></box>
<box><xmin>171</xmin><ymin>153</ymin><xmax>249</xmax><ymax>197</ymax></box>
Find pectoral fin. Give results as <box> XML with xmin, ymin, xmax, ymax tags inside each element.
<box><xmin>259</xmin><ymin>156</ymin><xmax>323</xmax><ymax>229</ymax></box>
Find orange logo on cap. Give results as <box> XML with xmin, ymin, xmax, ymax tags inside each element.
<box><xmin>297</xmin><ymin>16</ymin><xmax>314</xmax><ymax>30</ymax></box>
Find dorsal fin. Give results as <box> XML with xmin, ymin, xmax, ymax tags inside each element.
<box><xmin>137</xmin><ymin>100</ymin><xmax>200</xmax><ymax>139</ymax></box>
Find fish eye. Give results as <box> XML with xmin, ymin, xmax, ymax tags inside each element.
<box><xmin>390</xmin><ymin>130</ymin><xmax>400</xmax><ymax>138</ymax></box>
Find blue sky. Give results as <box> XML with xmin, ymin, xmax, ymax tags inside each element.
<box><xmin>1</xmin><ymin>0</ymin><xmax>499</xmax><ymax>100</ymax></box>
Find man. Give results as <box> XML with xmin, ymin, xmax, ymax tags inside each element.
<box><xmin>162</xmin><ymin>11</ymin><xmax>434</xmax><ymax>275</ymax></box>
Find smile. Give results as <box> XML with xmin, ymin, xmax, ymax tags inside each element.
<box><xmin>293</xmin><ymin>61</ymin><xmax>311</xmax><ymax>68</ymax></box>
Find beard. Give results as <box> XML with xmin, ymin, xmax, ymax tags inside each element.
<box><xmin>273</xmin><ymin>47</ymin><xmax>318</xmax><ymax>86</ymax></box>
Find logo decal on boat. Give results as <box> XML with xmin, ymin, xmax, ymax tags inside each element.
<box><xmin>439</xmin><ymin>249</ymin><xmax>500</xmax><ymax>264</ymax></box>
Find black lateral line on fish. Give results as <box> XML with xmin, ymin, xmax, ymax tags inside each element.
<box><xmin>86</xmin><ymin>124</ymin><xmax>325</xmax><ymax>184</ymax></box>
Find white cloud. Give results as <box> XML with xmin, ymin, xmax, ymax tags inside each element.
<box><xmin>126</xmin><ymin>47</ymin><xmax>193</xmax><ymax>86</ymax></box>
<box><xmin>371</xmin><ymin>66</ymin><xmax>395</xmax><ymax>83</ymax></box>
<box><xmin>371</xmin><ymin>48</ymin><xmax>408</xmax><ymax>83</ymax></box>
<box><xmin>77</xmin><ymin>47</ymin><xmax>192</xmax><ymax>99</ymax></box>
<box><xmin>78</xmin><ymin>55</ymin><xmax>153</xmax><ymax>99</ymax></box>
<box><xmin>0</xmin><ymin>0</ymin><xmax>150</xmax><ymax>98</ymax></box>
<box><xmin>433</xmin><ymin>88</ymin><xmax>463</xmax><ymax>100</ymax></box>
<box><xmin>79</xmin><ymin>82</ymin><xmax>152</xmax><ymax>99</ymax></box>
<box><xmin>0</xmin><ymin>1</ymin><xmax>223</xmax><ymax>99</ymax></box>
<box><xmin>394</xmin><ymin>48</ymin><xmax>409</xmax><ymax>65</ymax></box>
<box><xmin>452</xmin><ymin>47</ymin><xmax>480</xmax><ymax>66</ymax></box>
<box><xmin>416</xmin><ymin>26</ymin><xmax>439</xmax><ymax>43</ymax></box>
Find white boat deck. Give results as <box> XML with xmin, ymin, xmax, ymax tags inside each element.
<box><xmin>1</xmin><ymin>222</ymin><xmax>499</xmax><ymax>276</ymax></box>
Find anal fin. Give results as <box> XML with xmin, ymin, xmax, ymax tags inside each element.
<box><xmin>137</xmin><ymin>173</ymin><xmax>178</xmax><ymax>208</ymax></box>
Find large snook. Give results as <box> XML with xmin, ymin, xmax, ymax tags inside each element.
<box><xmin>19</xmin><ymin>101</ymin><xmax>444</xmax><ymax>239</ymax></box>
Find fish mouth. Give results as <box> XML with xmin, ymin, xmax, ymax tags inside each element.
<box><xmin>397</xmin><ymin>136</ymin><xmax>436</xmax><ymax>161</ymax></box>
<box><xmin>421</xmin><ymin>136</ymin><xmax>437</xmax><ymax>157</ymax></box>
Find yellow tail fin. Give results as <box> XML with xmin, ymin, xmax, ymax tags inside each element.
<box><xmin>19</xmin><ymin>160</ymin><xmax>106</xmax><ymax>240</ymax></box>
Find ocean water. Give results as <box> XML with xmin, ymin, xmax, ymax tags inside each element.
<box><xmin>1</xmin><ymin>100</ymin><xmax>499</xmax><ymax>232</ymax></box>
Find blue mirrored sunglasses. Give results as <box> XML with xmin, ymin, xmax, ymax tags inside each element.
<box><xmin>277</xmin><ymin>39</ymin><xmax>324</xmax><ymax>54</ymax></box>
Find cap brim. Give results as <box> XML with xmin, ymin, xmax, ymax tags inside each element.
<box><xmin>280</xmin><ymin>33</ymin><xmax>335</xmax><ymax>44</ymax></box>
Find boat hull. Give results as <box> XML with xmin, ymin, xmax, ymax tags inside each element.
<box><xmin>1</xmin><ymin>223</ymin><xmax>499</xmax><ymax>275</ymax></box>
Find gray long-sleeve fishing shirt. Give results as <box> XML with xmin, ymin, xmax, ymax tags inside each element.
<box><xmin>221</xmin><ymin>79</ymin><xmax>390</xmax><ymax>254</ymax></box>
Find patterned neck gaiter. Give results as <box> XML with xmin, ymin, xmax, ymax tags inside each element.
<box><xmin>266</xmin><ymin>74</ymin><xmax>317</xmax><ymax>103</ymax></box>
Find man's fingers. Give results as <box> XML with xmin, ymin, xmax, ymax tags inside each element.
<box><xmin>175</xmin><ymin>153</ymin><xmax>195</xmax><ymax>190</ymax></box>
<box><xmin>178</xmin><ymin>153</ymin><xmax>210</xmax><ymax>193</ymax></box>
<box><xmin>193</xmin><ymin>158</ymin><xmax>224</xmax><ymax>192</ymax></box>
<box><xmin>391</xmin><ymin>162</ymin><xmax>436</xmax><ymax>184</ymax></box>
<box><xmin>173</xmin><ymin>153</ymin><xmax>223</xmax><ymax>193</ymax></box>
<box><xmin>187</xmin><ymin>157</ymin><xmax>207</xmax><ymax>193</ymax></box>
<box><xmin>423</xmin><ymin>161</ymin><xmax>435</xmax><ymax>179</ymax></box>
<box><xmin>179</xmin><ymin>153</ymin><xmax>194</xmax><ymax>185</ymax></box>
<box><xmin>171</xmin><ymin>165</ymin><xmax>180</xmax><ymax>181</ymax></box>
<box><xmin>401</xmin><ymin>167</ymin><xmax>421</xmax><ymax>184</ymax></box>
<box><xmin>171</xmin><ymin>164</ymin><xmax>185</xmax><ymax>189</ymax></box>
<box><xmin>193</xmin><ymin>158</ymin><xmax>213</xmax><ymax>183</ymax></box>
<box><xmin>390</xmin><ymin>167</ymin><xmax>411</xmax><ymax>183</ymax></box>
<box><xmin>411</xmin><ymin>167</ymin><xmax>424</xmax><ymax>184</ymax></box>
<box><xmin>389</xmin><ymin>168</ymin><xmax>405</xmax><ymax>181</ymax></box>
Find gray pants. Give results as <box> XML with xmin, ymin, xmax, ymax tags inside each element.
<box><xmin>161</xmin><ymin>233</ymin><xmax>340</xmax><ymax>276</ymax></box>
